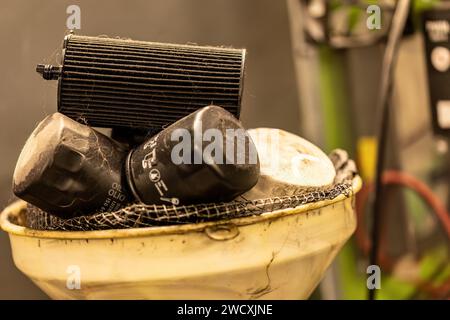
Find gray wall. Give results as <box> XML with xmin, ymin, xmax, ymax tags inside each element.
<box><xmin>0</xmin><ymin>0</ymin><xmax>299</xmax><ymax>299</ymax></box>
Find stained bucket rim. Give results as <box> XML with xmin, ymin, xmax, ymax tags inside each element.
<box><xmin>0</xmin><ymin>176</ymin><xmax>361</xmax><ymax>240</ymax></box>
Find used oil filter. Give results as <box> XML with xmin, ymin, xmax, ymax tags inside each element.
<box><xmin>238</xmin><ymin>128</ymin><xmax>336</xmax><ymax>200</ymax></box>
<box><xmin>13</xmin><ymin>113</ymin><xmax>132</xmax><ymax>218</ymax></box>
<box><xmin>125</xmin><ymin>105</ymin><xmax>260</xmax><ymax>205</ymax></box>
<box><xmin>36</xmin><ymin>33</ymin><xmax>246</xmax><ymax>130</ymax></box>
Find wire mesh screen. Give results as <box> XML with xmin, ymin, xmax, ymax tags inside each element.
<box><xmin>23</xmin><ymin>150</ymin><xmax>357</xmax><ymax>231</ymax></box>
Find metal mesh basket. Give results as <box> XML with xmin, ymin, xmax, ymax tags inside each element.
<box><xmin>23</xmin><ymin>150</ymin><xmax>357</xmax><ymax>231</ymax></box>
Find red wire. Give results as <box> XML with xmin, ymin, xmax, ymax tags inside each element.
<box><xmin>356</xmin><ymin>170</ymin><xmax>450</xmax><ymax>248</ymax></box>
<box><xmin>355</xmin><ymin>170</ymin><xmax>450</xmax><ymax>297</ymax></box>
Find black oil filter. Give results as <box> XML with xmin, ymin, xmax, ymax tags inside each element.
<box><xmin>125</xmin><ymin>105</ymin><xmax>260</xmax><ymax>205</ymax></box>
<box><xmin>36</xmin><ymin>33</ymin><xmax>245</xmax><ymax>131</ymax></box>
<box><xmin>13</xmin><ymin>113</ymin><xmax>132</xmax><ymax>218</ymax></box>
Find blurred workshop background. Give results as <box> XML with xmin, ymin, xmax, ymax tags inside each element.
<box><xmin>0</xmin><ymin>0</ymin><xmax>449</xmax><ymax>299</ymax></box>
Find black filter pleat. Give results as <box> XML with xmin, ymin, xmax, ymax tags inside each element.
<box><xmin>57</xmin><ymin>34</ymin><xmax>245</xmax><ymax>130</ymax></box>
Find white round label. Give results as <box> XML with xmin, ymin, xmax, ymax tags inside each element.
<box><xmin>431</xmin><ymin>46</ymin><xmax>450</xmax><ymax>72</ymax></box>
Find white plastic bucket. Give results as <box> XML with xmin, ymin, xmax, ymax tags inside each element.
<box><xmin>0</xmin><ymin>177</ymin><xmax>361</xmax><ymax>300</ymax></box>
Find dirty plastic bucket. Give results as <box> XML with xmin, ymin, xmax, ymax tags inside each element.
<box><xmin>0</xmin><ymin>176</ymin><xmax>361</xmax><ymax>300</ymax></box>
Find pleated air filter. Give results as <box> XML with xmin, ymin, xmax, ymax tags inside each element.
<box><xmin>36</xmin><ymin>33</ymin><xmax>246</xmax><ymax>130</ymax></box>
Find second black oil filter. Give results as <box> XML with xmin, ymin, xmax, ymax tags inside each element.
<box><xmin>125</xmin><ymin>105</ymin><xmax>260</xmax><ymax>205</ymax></box>
<box><xmin>13</xmin><ymin>113</ymin><xmax>132</xmax><ymax>218</ymax></box>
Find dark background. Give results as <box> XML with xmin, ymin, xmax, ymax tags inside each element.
<box><xmin>0</xmin><ymin>0</ymin><xmax>300</xmax><ymax>299</ymax></box>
